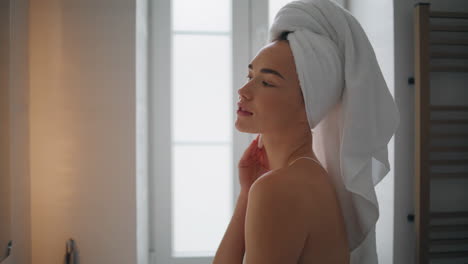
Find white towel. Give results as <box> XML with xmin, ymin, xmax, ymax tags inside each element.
<box><xmin>268</xmin><ymin>1</ymin><xmax>400</xmax><ymax>263</ymax></box>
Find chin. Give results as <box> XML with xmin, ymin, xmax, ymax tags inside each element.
<box><xmin>235</xmin><ymin>120</ymin><xmax>257</xmax><ymax>134</ymax></box>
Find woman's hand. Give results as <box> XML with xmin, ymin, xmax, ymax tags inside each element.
<box><xmin>238</xmin><ymin>134</ymin><xmax>270</xmax><ymax>195</ymax></box>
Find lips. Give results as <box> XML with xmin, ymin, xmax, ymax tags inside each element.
<box><xmin>237</xmin><ymin>102</ymin><xmax>253</xmax><ymax>114</ymax></box>
<box><xmin>239</xmin><ymin>107</ymin><xmax>252</xmax><ymax>114</ymax></box>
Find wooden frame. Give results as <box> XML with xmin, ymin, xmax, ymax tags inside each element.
<box><xmin>414</xmin><ymin>3</ymin><xmax>468</xmax><ymax>263</ymax></box>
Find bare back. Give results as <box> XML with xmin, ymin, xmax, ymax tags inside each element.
<box><xmin>280</xmin><ymin>157</ymin><xmax>350</xmax><ymax>264</ymax></box>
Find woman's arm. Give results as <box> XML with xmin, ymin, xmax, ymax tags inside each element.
<box><xmin>213</xmin><ymin>190</ymin><xmax>249</xmax><ymax>264</ymax></box>
<box><xmin>214</xmin><ymin>134</ymin><xmax>268</xmax><ymax>263</ymax></box>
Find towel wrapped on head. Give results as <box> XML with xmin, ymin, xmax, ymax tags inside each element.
<box><xmin>268</xmin><ymin>1</ymin><xmax>400</xmax><ymax>263</ymax></box>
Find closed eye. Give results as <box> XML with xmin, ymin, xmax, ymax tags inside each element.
<box><xmin>246</xmin><ymin>76</ymin><xmax>275</xmax><ymax>87</ymax></box>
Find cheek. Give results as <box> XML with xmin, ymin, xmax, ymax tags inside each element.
<box><xmin>256</xmin><ymin>93</ymin><xmax>281</xmax><ymax>111</ymax></box>
<box><xmin>259</xmin><ymin>94</ymin><xmax>294</xmax><ymax>119</ymax></box>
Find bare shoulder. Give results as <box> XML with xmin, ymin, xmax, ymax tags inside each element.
<box><xmin>285</xmin><ymin>158</ymin><xmax>344</xmax><ymax>216</ymax></box>
<box><xmin>287</xmin><ymin>158</ymin><xmax>335</xmax><ymax>194</ymax></box>
<box><xmin>249</xmin><ymin>160</ymin><xmax>350</xmax><ymax>263</ymax></box>
<box><xmin>249</xmin><ymin>160</ymin><xmax>333</xmax><ymax>219</ymax></box>
<box><xmin>246</xmin><ymin>166</ymin><xmax>314</xmax><ymax>221</ymax></box>
<box><xmin>244</xmin><ymin>167</ymin><xmax>315</xmax><ymax>263</ymax></box>
<box><xmin>255</xmin><ymin>159</ymin><xmax>331</xmax><ymax>195</ymax></box>
<box><xmin>247</xmin><ymin>161</ymin><xmax>349</xmax><ymax>261</ymax></box>
<box><xmin>248</xmin><ymin>167</ymin><xmax>306</xmax><ymax>202</ymax></box>
<box><xmin>264</xmin><ymin>159</ymin><xmax>345</xmax><ymax>230</ymax></box>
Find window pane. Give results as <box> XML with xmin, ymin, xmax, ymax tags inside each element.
<box><xmin>172</xmin><ymin>34</ymin><xmax>232</xmax><ymax>143</ymax></box>
<box><xmin>171</xmin><ymin>0</ymin><xmax>233</xmax><ymax>259</ymax></box>
<box><xmin>172</xmin><ymin>0</ymin><xmax>231</xmax><ymax>32</ymax></box>
<box><xmin>172</xmin><ymin>144</ymin><xmax>233</xmax><ymax>257</ymax></box>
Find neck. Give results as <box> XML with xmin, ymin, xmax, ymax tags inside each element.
<box><xmin>261</xmin><ymin>127</ymin><xmax>316</xmax><ymax>171</ymax></box>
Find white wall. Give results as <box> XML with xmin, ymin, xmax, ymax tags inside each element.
<box><xmin>393</xmin><ymin>0</ymin><xmax>468</xmax><ymax>263</ymax></box>
<box><xmin>27</xmin><ymin>0</ymin><xmax>146</xmax><ymax>263</ymax></box>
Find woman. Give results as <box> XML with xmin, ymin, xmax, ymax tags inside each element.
<box><xmin>241</xmin><ymin>38</ymin><xmax>350</xmax><ymax>264</ymax></box>
<box><xmin>214</xmin><ymin>0</ymin><xmax>400</xmax><ymax>263</ymax></box>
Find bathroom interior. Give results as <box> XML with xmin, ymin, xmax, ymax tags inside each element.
<box><xmin>1</xmin><ymin>0</ymin><xmax>468</xmax><ymax>263</ymax></box>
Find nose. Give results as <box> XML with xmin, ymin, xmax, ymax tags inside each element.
<box><xmin>237</xmin><ymin>81</ymin><xmax>251</xmax><ymax>101</ymax></box>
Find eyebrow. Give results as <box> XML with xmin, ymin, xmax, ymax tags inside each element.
<box><xmin>248</xmin><ymin>64</ymin><xmax>285</xmax><ymax>80</ymax></box>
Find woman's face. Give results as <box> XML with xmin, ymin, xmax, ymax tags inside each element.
<box><xmin>236</xmin><ymin>40</ymin><xmax>305</xmax><ymax>134</ymax></box>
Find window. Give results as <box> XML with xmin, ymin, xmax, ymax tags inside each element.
<box><xmin>150</xmin><ymin>0</ymin><xmax>259</xmax><ymax>263</ymax></box>
<box><xmin>171</xmin><ymin>0</ymin><xmax>233</xmax><ymax>258</ymax></box>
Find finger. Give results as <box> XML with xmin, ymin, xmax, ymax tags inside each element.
<box><xmin>258</xmin><ymin>151</ymin><xmax>264</xmax><ymax>163</ymax></box>
<box><xmin>244</xmin><ymin>138</ymin><xmax>258</xmax><ymax>153</ymax></box>
<box><xmin>241</xmin><ymin>138</ymin><xmax>260</xmax><ymax>163</ymax></box>
<box><xmin>259</xmin><ymin>148</ymin><xmax>268</xmax><ymax>167</ymax></box>
<box><xmin>249</xmin><ymin>139</ymin><xmax>260</xmax><ymax>155</ymax></box>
